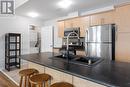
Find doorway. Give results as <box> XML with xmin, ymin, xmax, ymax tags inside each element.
<box><xmin>29</xmin><ymin>25</ymin><xmax>41</xmax><ymax>53</ymax></box>
<box><xmin>41</xmin><ymin>26</ymin><xmax>54</xmax><ymax>52</ymax></box>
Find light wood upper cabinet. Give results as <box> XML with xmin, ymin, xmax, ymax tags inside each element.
<box><xmin>64</xmin><ymin>17</ymin><xmax>90</xmax><ymax>37</ymax></box>
<box><xmin>64</xmin><ymin>19</ymin><xmax>73</xmax><ymax>28</ymax></box>
<box><xmin>80</xmin><ymin>16</ymin><xmax>90</xmax><ymax>37</ymax></box>
<box><xmin>115</xmin><ymin>5</ymin><xmax>130</xmax><ymax>32</ymax></box>
<box><xmin>64</xmin><ymin>18</ymin><xmax>81</xmax><ymax>28</ymax></box>
<box><xmin>58</xmin><ymin>21</ymin><xmax>64</xmax><ymax>37</ymax></box>
<box><xmin>58</xmin><ymin>17</ymin><xmax>89</xmax><ymax>37</ymax></box>
<box><xmin>90</xmin><ymin>11</ymin><xmax>115</xmax><ymax>26</ymax></box>
<box><xmin>72</xmin><ymin>17</ymin><xmax>88</xmax><ymax>37</ymax></box>
<box><xmin>58</xmin><ymin>10</ymin><xmax>116</xmax><ymax>38</ymax></box>
<box><xmin>71</xmin><ymin>18</ymin><xmax>80</xmax><ymax>28</ymax></box>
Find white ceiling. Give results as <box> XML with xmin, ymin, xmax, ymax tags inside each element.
<box><xmin>16</xmin><ymin>0</ymin><xmax>130</xmax><ymax>21</ymax></box>
<box><xmin>15</xmin><ymin>0</ymin><xmax>29</xmax><ymax>8</ymax></box>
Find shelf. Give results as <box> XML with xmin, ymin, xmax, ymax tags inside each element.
<box><xmin>6</xmin><ymin>62</ymin><xmax>20</xmax><ymax>66</ymax></box>
<box><xmin>9</xmin><ymin>49</ymin><xmax>20</xmax><ymax>51</ymax></box>
<box><xmin>6</xmin><ymin>55</ymin><xmax>20</xmax><ymax>59</ymax></box>
<box><xmin>7</xmin><ymin>33</ymin><xmax>21</xmax><ymax>36</ymax></box>
<box><xmin>5</xmin><ymin>33</ymin><xmax>21</xmax><ymax>71</ymax></box>
<box><xmin>9</xmin><ymin>42</ymin><xmax>20</xmax><ymax>44</ymax></box>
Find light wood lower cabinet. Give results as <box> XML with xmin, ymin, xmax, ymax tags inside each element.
<box><xmin>28</xmin><ymin>62</ymin><xmax>106</xmax><ymax>87</ymax></box>
<box><xmin>45</xmin><ymin>67</ymin><xmax>73</xmax><ymax>84</ymax></box>
<box><xmin>73</xmin><ymin>76</ymin><xmax>106</xmax><ymax>87</ymax></box>
<box><xmin>28</xmin><ymin>62</ymin><xmax>45</xmax><ymax>73</ymax></box>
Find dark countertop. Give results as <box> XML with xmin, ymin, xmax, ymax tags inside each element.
<box><xmin>21</xmin><ymin>52</ymin><xmax>130</xmax><ymax>87</ymax></box>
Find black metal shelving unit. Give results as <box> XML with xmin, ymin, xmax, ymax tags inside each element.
<box><xmin>5</xmin><ymin>33</ymin><xmax>21</xmax><ymax>71</ymax></box>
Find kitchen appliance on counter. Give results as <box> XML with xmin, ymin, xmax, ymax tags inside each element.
<box><xmin>85</xmin><ymin>24</ymin><xmax>116</xmax><ymax>60</ymax></box>
<box><xmin>64</xmin><ymin>27</ymin><xmax>80</xmax><ymax>37</ymax></box>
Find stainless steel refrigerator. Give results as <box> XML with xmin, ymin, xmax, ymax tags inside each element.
<box><xmin>85</xmin><ymin>24</ymin><xmax>115</xmax><ymax>60</ymax></box>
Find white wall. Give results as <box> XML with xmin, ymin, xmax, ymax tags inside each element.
<box><xmin>43</xmin><ymin>19</ymin><xmax>62</xmax><ymax>48</ymax></box>
<box><xmin>0</xmin><ymin>15</ymin><xmax>43</xmax><ymax>69</ymax></box>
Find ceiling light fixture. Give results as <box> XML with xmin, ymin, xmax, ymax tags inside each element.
<box><xmin>27</xmin><ymin>12</ymin><xmax>39</xmax><ymax>18</ymax></box>
<box><xmin>58</xmin><ymin>0</ymin><xmax>73</xmax><ymax>9</ymax></box>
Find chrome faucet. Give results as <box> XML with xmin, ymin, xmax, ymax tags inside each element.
<box><xmin>66</xmin><ymin>32</ymin><xmax>80</xmax><ymax>61</ymax></box>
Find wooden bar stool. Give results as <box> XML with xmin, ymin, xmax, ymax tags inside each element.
<box><xmin>50</xmin><ymin>82</ymin><xmax>74</xmax><ymax>87</ymax></box>
<box><xmin>19</xmin><ymin>68</ymin><xmax>39</xmax><ymax>87</ymax></box>
<box><xmin>29</xmin><ymin>73</ymin><xmax>51</xmax><ymax>87</ymax></box>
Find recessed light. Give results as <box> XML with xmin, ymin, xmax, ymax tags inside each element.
<box><xmin>27</xmin><ymin>12</ymin><xmax>39</xmax><ymax>18</ymax></box>
<box><xmin>58</xmin><ymin>0</ymin><xmax>73</xmax><ymax>9</ymax></box>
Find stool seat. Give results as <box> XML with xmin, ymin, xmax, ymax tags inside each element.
<box><xmin>19</xmin><ymin>68</ymin><xmax>39</xmax><ymax>76</ymax></box>
<box><xmin>50</xmin><ymin>82</ymin><xmax>73</xmax><ymax>87</ymax></box>
<box><xmin>30</xmin><ymin>73</ymin><xmax>51</xmax><ymax>84</ymax></box>
<box><xmin>19</xmin><ymin>68</ymin><xmax>39</xmax><ymax>87</ymax></box>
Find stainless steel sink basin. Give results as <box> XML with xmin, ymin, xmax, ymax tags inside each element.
<box><xmin>53</xmin><ymin>55</ymin><xmax>75</xmax><ymax>60</ymax></box>
<box><xmin>51</xmin><ymin>55</ymin><xmax>103</xmax><ymax>66</ymax></box>
<box><xmin>71</xmin><ymin>57</ymin><xmax>103</xmax><ymax>66</ymax></box>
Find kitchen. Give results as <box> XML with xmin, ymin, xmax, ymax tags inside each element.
<box><xmin>0</xmin><ymin>0</ymin><xmax>130</xmax><ymax>87</ymax></box>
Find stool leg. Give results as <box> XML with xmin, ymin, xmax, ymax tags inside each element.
<box><xmin>39</xmin><ymin>84</ymin><xmax>42</xmax><ymax>87</ymax></box>
<box><xmin>48</xmin><ymin>80</ymin><xmax>51</xmax><ymax>87</ymax></box>
<box><xmin>43</xmin><ymin>82</ymin><xmax>45</xmax><ymax>87</ymax></box>
<box><xmin>45</xmin><ymin>81</ymin><xmax>48</xmax><ymax>87</ymax></box>
<box><xmin>31</xmin><ymin>83</ymin><xmax>35</xmax><ymax>87</ymax></box>
<box><xmin>28</xmin><ymin>76</ymin><xmax>31</xmax><ymax>87</ymax></box>
<box><xmin>24</xmin><ymin>76</ymin><xmax>27</xmax><ymax>87</ymax></box>
<box><xmin>20</xmin><ymin>76</ymin><xmax>23</xmax><ymax>87</ymax></box>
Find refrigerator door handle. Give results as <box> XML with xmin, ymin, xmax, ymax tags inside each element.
<box><xmin>85</xmin><ymin>30</ymin><xmax>89</xmax><ymax>56</ymax></box>
<box><xmin>115</xmin><ymin>25</ymin><xmax>118</xmax><ymax>41</ymax></box>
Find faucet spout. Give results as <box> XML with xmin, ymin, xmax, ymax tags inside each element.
<box><xmin>66</xmin><ymin>32</ymin><xmax>80</xmax><ymax>61</ymax></box>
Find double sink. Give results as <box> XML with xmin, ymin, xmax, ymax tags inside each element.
<box><xmin>51</xmin><ymin>55</ymin><xmax>103</xmax><ymax>67</ymax></box>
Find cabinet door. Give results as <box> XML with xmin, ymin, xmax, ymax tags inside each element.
<box><xmin>73</xmin><ymin>76</ymin><xmax>106</xmax><ymax>87</ymax></box>
<box><xmin>80</xmin><ymin>16</ymin><xmax>90</xmax><ymax>37</ymax></box>
<box><xmin>90</xmin><ymin>11</ymin><xmax>115</xmax><ymax>26</ymax></box>
<box><xmin>45</xmin><ymin>67</ymin><xmax>73</xmax><ymax>84</ymax></box>
<box><xmin>64</xmin><ymin>19</ymin><xmax>72</xmax><ymax>28</ymax></box>
<box><xmin>115</xmin><ymin>5</ymin><xmax>130</xmax><ymax>32</ymax></box>
<box><xmin>58</xmin><ymin>21</ymin><xmax>64</xmax><ymax>38</ymax></box>
<box><xmin>28</xmin><ymin>62</ymin><xmax>45</xmax><ymax>73</ymax></box>
<box><xmin>72</xmin><ymin>18</ymin><xmax>80</xmax><ymax>28</ymax></box>
<box><xmin>115</xmin><ymin>33</ymin><xmax>130</xmax><ymax>62</ymax></box>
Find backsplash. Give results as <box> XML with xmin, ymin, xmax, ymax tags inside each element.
<box><xmin>62</xmin><ymin>37</ymin><xmax>85</xmax><ymax>46</ymax></box>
